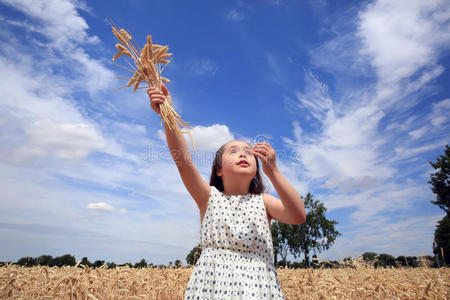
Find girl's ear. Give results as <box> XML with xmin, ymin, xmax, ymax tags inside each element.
<box><xmin>216</xmin><ymin>167</ymin><xmax>222</xmax><ymax>177</ymax></box>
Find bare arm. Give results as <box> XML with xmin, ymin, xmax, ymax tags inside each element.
<box><xmin>265</xmin><ymin>169</ymin><xmax>306</xmax><ymax>224</ymax></box>
<box><xmin>148</xmin><ymin>85</ymin><xmax>210</xmax><ymax>209</ymax></box>
<box><xmin>253</xmin><ymin>142</ymin><xmax>306</xmax><ymax>224</ymax></box>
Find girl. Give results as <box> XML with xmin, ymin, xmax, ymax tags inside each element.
<box><xmin>148</xmin><ymin>85</ymin><xmax>306</xmax><ymax>299</ymax></box>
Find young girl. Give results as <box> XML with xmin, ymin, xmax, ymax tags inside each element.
<box><xmin>148</xmin><ymin>85</ymin><xmax>306</xmax><ymax>299</ymax></box>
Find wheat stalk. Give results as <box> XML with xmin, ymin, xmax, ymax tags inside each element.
<box><xmin>110</xmin><ymin>23</ymin><xmax>196</xmax><ymax>153</ymax></box>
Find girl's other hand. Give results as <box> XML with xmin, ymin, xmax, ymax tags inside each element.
<box><xmin>252</xmin><ymin>142</ymin><xmax>278</xmax><ymax>176</ymax></box>
<box><xmin>147</xmin><ymin>84</ymin><xmax>172</xmax><ymax>115</ymax></box>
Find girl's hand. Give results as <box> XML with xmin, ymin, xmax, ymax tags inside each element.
<box><xmin>252</xmin><ymin>142</ymin><xmax>278</xmax><ymax>176</ymax></box>
<box><xmin>147</xmin><ymin>84</ymin><xmax>173</xmax><ymax>115</ymax></box>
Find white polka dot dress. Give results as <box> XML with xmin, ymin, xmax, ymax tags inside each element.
<box><xmin>184</xmin><ymin>185</ymin><xmax>286</xmax><ymax>299</ymax></box>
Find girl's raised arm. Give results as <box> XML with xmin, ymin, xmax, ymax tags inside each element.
<box><xmin>147</xmin><ymin>85</ymin><xmax>210</xmax><ymax>211</ymax></box>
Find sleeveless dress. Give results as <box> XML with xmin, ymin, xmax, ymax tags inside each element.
<box><xmin>184</xmin><ymin>185</ymin><xmax>286</xmax><ymax>299</ymax></box>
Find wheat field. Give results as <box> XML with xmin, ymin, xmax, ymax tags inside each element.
<box><xmin>1</xmin><ymin>263</ymin><xmax>449</xmax><ymax>299</ymax></box>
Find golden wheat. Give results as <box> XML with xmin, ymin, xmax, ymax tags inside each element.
<box><xmin>1</xmin><ymin>262</ymin><xmax>449</xmax><ymax>300</ymax></box>
<box><xmin>110</xmin><ymin>23</ymin><xmax>196</xmax><ymax>152</ymax></box>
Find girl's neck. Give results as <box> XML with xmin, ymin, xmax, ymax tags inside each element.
<box><xmin>222</xmin><ymin>181</ymin><xmax>251</xmax><ymax>196</ymax></box>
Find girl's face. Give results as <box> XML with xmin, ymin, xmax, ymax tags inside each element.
<box><xmin>217</xmin><ymin>141</ymin><xmax>257</xmax><ymax>179</ymax></box>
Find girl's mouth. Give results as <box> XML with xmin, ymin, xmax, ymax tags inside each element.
<box><xmin>237</xmin><ymin>160</ymin><xmax>249</xmax><ymax>167</ymax></box>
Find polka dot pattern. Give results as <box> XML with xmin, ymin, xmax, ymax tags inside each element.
<box><xmin>184</xmin><ymin>185</ymin><xmax>286</xmax><ymax>299</ymax></box>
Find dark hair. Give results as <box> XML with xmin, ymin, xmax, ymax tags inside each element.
<box><xmin>209</xmin><ymin>140</ymin><xmax>266</xmax><ymax>194</ymax></box>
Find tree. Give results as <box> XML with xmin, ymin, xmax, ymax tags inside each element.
<box><xmin>16</xmin><ymin>256</ymin><xmax>36</xmax><ymax>267</ymax></box>
<box><xmin>361</xmin><ymin>252</ymin><xmax>377</xmax><ymax>262</ymax></box>
<box><xmin>80</xmin><ymin>257</ymin><xmax>92</xmax><ymax>268</ymax></box>
<box><xmin>93</xmin><ymin>260</ymin><xmax>105</xmax><ymax>268</ymax></box>
<box><xmin>428</xmin><ymin>145</ymin><xmax>450</xmax><ymax>216</ymax></box>
<box><xmin>50</xmin><ymin>254</ymin><xmax>76</xmax><ymax>267</ymax></box>
<box><xmin>433</xmin><ymin>216</ymin><xmax>450</xmax><ymax>266</ymax></box>
<box><xmin>271</xmin><ymin>221</ymin><xmax>291</xmax><ymax>267</ymax></box>
<box><xmin>174</xmin><ymin>259</ymin><xmax>182</xmax><ymax>267</ymax></box>
<box><xmin>36</xmin><ymin>255</ymin><xmax>53</xmax><ymax>266</ymax></box>
<box><xmin>396</xmin><ymin>256</ymin><xmax>418</xmax><ymax>267</ymax></box>
<box><xmin>134</xmin><ymin>259</ymin><xmax>148</xmax><ymax>268</ymax></box>
<box><xmin>376</xmin><ymin>253</ymin><xmax>396</xmax><ymax>268</ymax></box>
<box><xmin>429</xmin><ymin>145</ymin><xmax>450</xmax><ymax>266</ymax></box>
<box><xmin>287</xmin><ymin>193</ymin><xmax>340</xmax><ymax>268</ymax></box>
<box><xmin>186</xmin><ymin>244</ymin><xmax>202</xmax><ymax>266</ymax></box>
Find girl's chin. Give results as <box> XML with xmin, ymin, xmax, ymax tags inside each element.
<box><xmin>229</xmin><ymin>169</ymin><xmax>256</xmax><ymax>177</ymax></box>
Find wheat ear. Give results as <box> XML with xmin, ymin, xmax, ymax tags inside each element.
<box><xmin>110</xmin><ymin>24</ymin><xmax>196</xmax><ymax>153</ymax></box>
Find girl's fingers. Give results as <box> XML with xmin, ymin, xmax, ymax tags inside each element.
<box><xmin>256</xmin><ymin>143</ymin><xmax>271</xmax><ymax>151</ymax></box>
<box><xmin>253</xmin><ymin>145</ymin><xmax>269</xmax><ymax>154</ymax></box>
<box><xmin>254</xmin><ymin>148</ymin><xmax>267</xmax><ymax>156</ymax></box>
<box><xmin>147</xmin><ymin>90</ymin><xmax>163</xmax><ymax>97</ymax></box>
<box><xmin>160</xmin><ymin>84</ymin><xmax>170</xmax><ymax>96</ymax></box>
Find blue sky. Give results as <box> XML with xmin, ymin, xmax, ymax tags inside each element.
<box><xmin>0</xmin><ymin>0</ymin><xmax>449</xmax><ymax>266</ymax></box>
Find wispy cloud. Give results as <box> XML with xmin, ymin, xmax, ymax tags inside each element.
<box><xmin>282</xmin><ymin>0</ymin><xmax>450</xmax><ymax>259</ymax></box>
<box><xmin>430</xmin><ymin>98</ymin><xmax>450</xmax><ymax>127</ymax></box>
<box><xmin>184</xmin><ymin>58</ymin><xmax>218</xmax><ymax>76</ymax></box>
<box><xmin>87</xmin><ymin>202</ymin><xmax>127</xmax><ymax>214</ymax></box>
<box><xmin>226</xmin><ymin>9</ymin><xmax>246</xmax><ymax>22</ymax></box>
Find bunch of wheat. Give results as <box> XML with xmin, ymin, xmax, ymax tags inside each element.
<box><xmin>111</xmin><ymin>23</ymin><xmax>196</xmax><ymax>152</ymax></box>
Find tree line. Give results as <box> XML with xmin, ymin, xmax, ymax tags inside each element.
<box><xmin>0</xmin><ymin>255</ymin><xmax>183</xmax><ymax>269</ymax></box>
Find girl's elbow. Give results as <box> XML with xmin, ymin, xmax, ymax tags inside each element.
<box><xmin>296</xmin><ymin>214</ymin><xmax>306</xmax><ymax>225</ymax></box>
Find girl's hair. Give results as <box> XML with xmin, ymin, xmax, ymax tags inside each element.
<box><xmin>209</xmin><ymin>140</ymin><xmax>266</xmax><ymax>194</ymax></box>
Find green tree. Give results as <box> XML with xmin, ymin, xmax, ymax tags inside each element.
<box><xmin>376</xmin><ymin>253</ymin><xmax>396</xmax><ymax>268</ymax></box>
<box><xmin>134</xmin><ymin>259</ymin><xmax>148</xmax><ymax>268</ymax></box>
<box><xmin>433</xmin><ymin>216</ymin><xmax>450</xmax><ymax>266</ymax></box>
<box><xmin>16</xmin><ymin>256</ymin><xmax>37</xmax><ymax>267</ymax></box>
<box><xmin>93</xmin><ymin>260</ymin><xmax>105</xmax><ymax>268</ymax></box>
<box><xmin>174</xmin><ymin>259</ymin><xmax>182</xmax><ymax>267</ymax></box>
<box><xmin>287</xmin><ymin>193</ymin><xmax>341</xmax><ymax>268</ymax></box>
<box><xmin>428</xmin><ymin>145</ymin><xmax>450</xmax><ymax>216</ymax></box>
<box><xmin>429</xmin><ymin>145</ymin><xmax>450</xmax><ymax>266</ymax></box>
<box><xmin>271</xmin><ymin>221</ymin><xmax>291</xmax><ymax>267</ymax></box>
<box><xmin>186</xmin><ymin>244</ymin><xmax>202</xmax><ymax>266</ymax></box>
<box><xmin>396</xmin><ymin>256</ymin><xmax>418</xmax><ymax>267</ymax></box>
<box><xmin>80</xmin><ymin>257</ymin><xmax>92</xmax><ymax>268</ymax></box>
<box><xmin>361</xmin><ymin>252</ymin><xmax>377</xmax><ymax>262</ymax></box>
<box><xmin>50</xmin><ymin>254</ymin><xmax>76</xmax><ymax>267</ymax></box>
<box><xmin>36</xmin><ymin>255</ymin><xmax>53</xmax><ymax>266</ymax></box>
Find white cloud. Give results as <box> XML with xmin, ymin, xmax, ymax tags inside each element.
<box><xmin>188</xmin><ymin>124</ymin><xmax>235</xmax><ymax>151</ymax></box>
<box><xmin>226</xmin><ymin>9</ymin><xmax>246</xmax><ymax>21</ymax></box>
<box><xmin>86</xmin><ymin>202</ymin><xmax>127</xmax><ymax>214</ymax></box>
<box><xmin>408</xmin><ymin>126</ymin><xmax>428</xmax><ymax>140</ymax></box>
<box><xmin>0</xmin><ymin>0</ymin><xmax>114</xmax><ymax>96</ymax></box>
<box><xmin>87</xmin><ymin>202</ymin><xmax>114</xmax><ymax>212</ymax></box>
<box><xmin>321</xmin><ymin>213</ymin><xmax>442</xmax><ymax>260</ymax></box>
<box><xmin>430</xmin><ymin>98</ymin><xmax>450</xmax><ymax>127</ymax></box>
<box><xmin>293</xmin><ymin>70</ymin><xmax>333</xmax><ymax>122</ymax></box>
<box><xmin>358</xmin><ymin>0</ymin><xmax>450</xmax><ymax>86</ymax></box>
<box><xmin>0</xmin><ymin>0</ymin><xmax>99</xmax><ymax>49</ymax></box>
<box><xmin>12</xmin><ymin>118</ymin><xmax>105</xmax><ymax>163</ymax></box>
<box><xmin>158</xmin><ymin>123</ymin><xmax>235</xmax><ymax>152</ymax></box>
<box><xmin>184</xmin><ymin>58</ymin><xmax>218</xmax><ymax>76</ymax></box>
